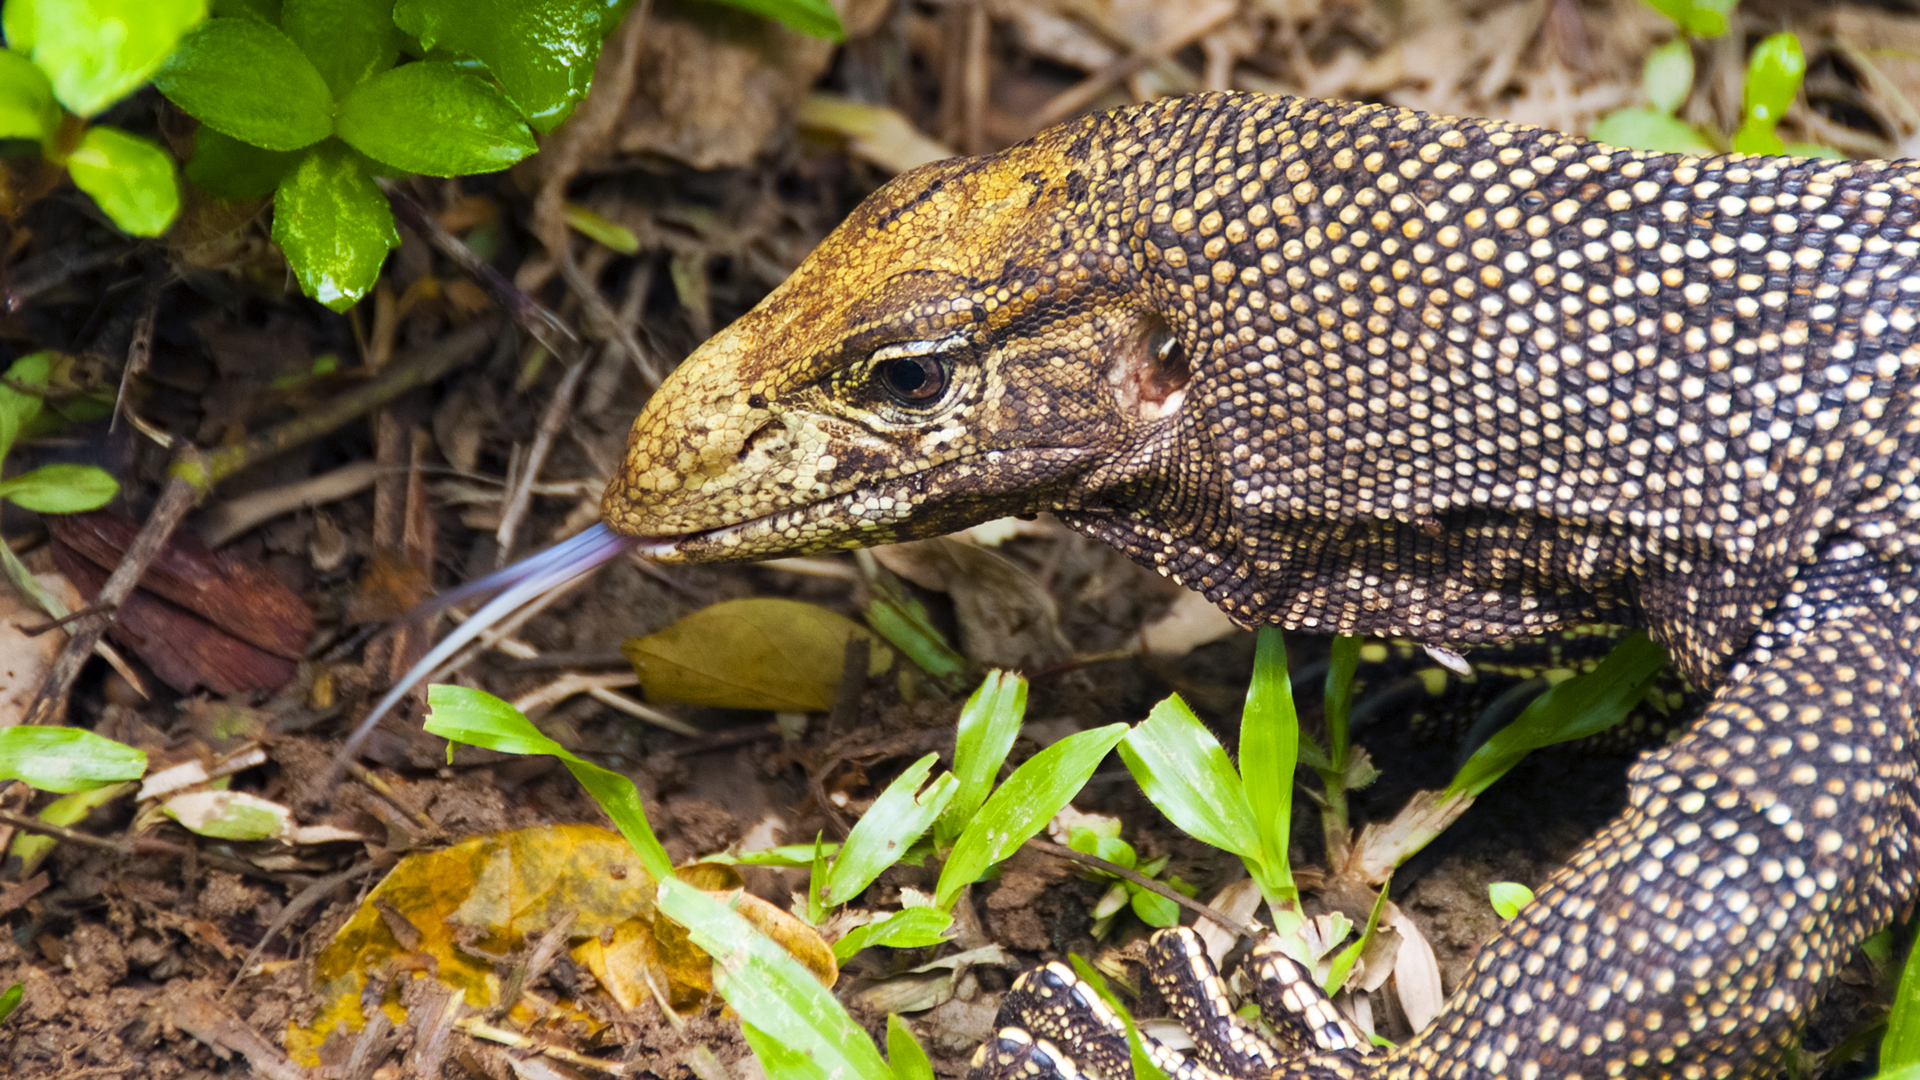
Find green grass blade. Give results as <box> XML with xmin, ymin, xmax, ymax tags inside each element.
<box><xmin>887</xmin><ymin>1015</ymin><xmax>935</xmax><ymax>1080</ymax></box>
<box><xmin>1445</xmin><ymin>633</ymin><xmax>1667</xmax><ymax>798</ymax></box>
<box><xmin>1239</xmin><ymin>627</ymin><xmax>1298</xmax><ymax>902</ymax></box>
<box><xmin>824</xmin><ymin>754</ymin><xmax>957</xmax><ymax>910</ymax></box>
<box><xmin>426</xmin><ymin>685</ymin><xmax>673</xmax><ymax>882</ymax></box>
<box><xmin>1884</xmin><ymin>934</ymin><xmax>1920</xmax><ymax>1070</ymax></box>
<box><xmin>660</xmin><ymin>880</ymin><xmax>891</xmax><ymax>1080</ymax></box>
<box><xmin>941</xmin><ymin>671</ymin><xmax>1027</xmax><ymax>847</ymax></box>
<box><xmin>1119</xmin><ymin>695</ymin><xmax>1259</xmax><ymax>860</ymax></box>
<box><xmin>935</xmin><ymin>723</ymin><xmax>1129</xmax><ymax>909</ymax></box>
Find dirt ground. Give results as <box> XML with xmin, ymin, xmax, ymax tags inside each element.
<box><xmin>1</xmin><ymin>0</ymin><xmax>1916</xmax><ymax>1075</ymax></box>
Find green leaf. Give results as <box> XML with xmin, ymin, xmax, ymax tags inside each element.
<box><xmin>0</xmin><ymin>49</ymin><xmax>58</xmax><ymax>143</ymax></box>
<box><xmin>1731</xmin><ymin>122</ymin><xmax>1785</xmax><ymax>156</ymax></box>
<box><xmin>1067</xmin><ymin>955</ymin><xmax>1172</xmax><ymax>1080</ymax></box>
<box><xmin>1447</xmin><ymin>633</ymin><xmax>1668</xmax><ymax>798</ymax></box>
<box><xmin>426</xmin><ymin>684</ymin><xmax>674</xmax><ymax>883</ymax></box>
<box><xmin>335</xmin><ymin>62</ymin><xmax>535</xmax><ymax>176</ymax></box>
<box><xmin>741</xmin><ymin>1023</ymin><xmax>833</xmax><ymax>1080</ymax></box>
<box><xmin>186</xmin><ymin>126</ymin><xmax>299</xmax><ymax>199</ymax></box>
<box><xmin>0</xmin><ymin>726</ymin><xmax>147</xmax><ymax>793</ymax></box>
<box><xmin>271</xmin><ymin>140</ymin><xmax>398</xmax><ymax>311</ymax></box>
<box><xmin>162</xmin><ymin>789</ymin><xmax>290</xmax><ymax>840</ymax></box>
<box><xmin>1639</xmin><ymin>0</ymin><xmax>1734</xmax><ymax>37</ymax></box>
<box><xmin>564</xmin><ymin>201</ymin><xmax>639</xmax><ymax>254</ymax></box>
<box><xmin>209</xmin><ymin>0</ymin><xmax>281</xmax><ymax>19</ymax></box>
<box><xmin>1642</xmin><ymin>39</ymin><xmax>1694</xmax><ymax>117</ymax></box>
<box><xmin>831</xmin><ymin>907</ymin><xmax>954</xmax><ymax>962</ymax></box>
<box><xmin>1488</xmin><ymin>881</ymin><xmax>1534</xmax><ymax>919</ymax></box>
<box><xmin>0</xmin><ymin>463</ymin><xmax>119</xmax><ymax>512</ymax></box>
<box><xmin>887</xmin><ymin>1015</ymin><xmax>935</xmax><ymax>1080</ymax></box>
<box><xmin>8</xmin><ymin>0</ymin><xmax>207</xmax><ymax>117</ymax></box>
<box><xmin>1239</xmin><ymin>627</ymin><xmax>1298</xmax><ymax>904</ymax></box>
<box><xmin>282</xmin><ymin>0</ymin><xmax>402</xmax><ymax>98</ymax></box>
<box><xmin>1887</xmin><ymin>935</ymin><xmax>1920</xmax><ymax>1071</ymax></box>
<box><xmin>939</xmin><ymin>670</ymin><xmax>1026</xmax><ymax>847</ymax></box>
<box><xmin>0</xmin><ymin>351</ymin><xmax>53</xmax><ymax>461</ymax></box>
<box><xmin>67</xmin><ymin>126</ymin><xmax>180</xmax><ymax>237</ymax></box>
<box><xmin>934</xmin><ymin>723</ymin><xmax>1129</xmax><ymax>909</ymax></box>
<box><xmin>707</xmin><ymin>0</ymin><xmax>845</xmax><ymax>41</ymax></box>
<box><xmin>820</xmin><ymin>753</ymin><xmax>956</xmax><ymax>912</ymax></box>
<box><xmin>0</xmin><ymin>982</ymin><xmax>20</xmax><ymax>1026</ymax></box>
<box><xmin>1589</xmin><ymin>108</ymin><xmax>1715</xmax><ymax>155</ymax></box>
<box><xmin>659</xmin><ymin>881</ymin><xmax>892</xmax><ymax>1080</ymax></box>
<box><xmin>1323</xmin><ymin>883</ymin><xmax>1389</xmax><ymax>996</ymax></box>
<box><xmin>1744</xmin><ymin>32</ymin><xmax>1805</xmax><ymax>130</ymax></box>
<box><xmin>704</xmin><ymin>841</ymin><xmax>844</xmax><ymax>868</ymax></box>
<box><xmin>392</xmin><ymin>0</ymin><xmax>622</xmax><ymax>134</ymax></box>
<box><xmin>154</xmin><ymin>18</ymin><xmax>333</xmax><ymax>151</ymax></box>
<box><xmin>1119</xmin><ymin>695</ymin><xmax>1259</xmax><ymax>861</ymax></box>
<box><xmin>1128</xmin><ymin>886</ymin><xmax>1181</xmax><ymax>928</ymax></box>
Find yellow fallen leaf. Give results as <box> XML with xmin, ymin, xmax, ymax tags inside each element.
<box><xmin>624</xmin><ymin>598</ymin><xmax>892</xmax><ymax>711</ymax></box>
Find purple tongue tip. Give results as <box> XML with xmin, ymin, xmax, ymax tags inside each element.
<box><xmin>332</xmin><ymin>523</ymin><xmax>644</xmax><ymax>774</ymax></box>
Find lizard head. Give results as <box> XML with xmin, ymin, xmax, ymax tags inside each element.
<box><xmin>603</xmin><ymin>121</ymin><xmax>1190</xmax><ymax>562</ymax></box>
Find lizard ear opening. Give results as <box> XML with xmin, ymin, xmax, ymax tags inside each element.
<box><xmin>1111</xmin><ymin>314</ymin><xmax>1191</xmax><ymax>421</ymax></box>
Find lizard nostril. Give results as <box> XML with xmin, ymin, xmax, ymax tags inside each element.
<box><xmin>735</xmin><ymin>420</ymin><xmax>785</xmax><ymax>464</ymax></box>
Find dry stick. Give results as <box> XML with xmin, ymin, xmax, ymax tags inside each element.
<box><xmin>110</xmin><ymin>270</ymin><xmax>165</xmax><ymax>433</ymax></box>
<box><xmin>189</xmin><ymin>318</ymin><xmax>499</xmax><ymax>490</ymax></box>
<box><xmin>23</xmin><ymin>472</ymin><xmax>196</xmax><ymax>726</ymax></box>
<box><xmin>493</xmin><ymin>353</ymin><xmax>589</xmax><ymax>568</ymax></box>
<box><xmin>382</xmin><ymin>190</ymin><xmax>576</xmax><ymax>364</ymax></box>
<box><xmin>0</xmin><ymin>806</ymin><xmax>294</xmax><ymax>883</ymax></box>
<box><xmin>1023</xmin><ymin>836</ymin><xmax>1266</xmax><ymax>941</ymax></box>
<box><xmin>1026</xmin><ymin>7</ymin><xmax>1239</xmax><ymax>134</ymax></box>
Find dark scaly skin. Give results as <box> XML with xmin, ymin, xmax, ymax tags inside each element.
<box><xmin>601</xmin><ymin>93</ymin><xmax>1920</xmax><ymax>1078</ymax></box>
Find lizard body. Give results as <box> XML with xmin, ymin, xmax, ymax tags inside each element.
<box><xmin>598</xmin><ymin>92</ymin><xmax>1920</xmax><ymax>1079</ymax></box>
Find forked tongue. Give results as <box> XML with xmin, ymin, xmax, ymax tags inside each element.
<box><xmin>333</xmin><ymin>523</ymin><xmax>643</xmax><ymax>772</ymax></box>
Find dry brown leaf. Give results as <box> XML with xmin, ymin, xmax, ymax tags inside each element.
<box><xmin>0</xmin><ymin>572</ymin><xmax>81</xmax><ymax>726</ymax></box>
<box><xmin>1386</xmin><ymin>901</ymin><xmax>1445</xmax><ymax>1033</ymax></box>
<box><xmin>624</xmin><ymin>597</ymin><xmax>892</xmax><ymax>711</ymax></box>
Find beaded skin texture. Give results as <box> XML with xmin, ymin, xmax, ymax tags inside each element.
<box><xmin>603</xmin><ymin>92</ymin><xmax>1920</xmax><ymax>1079</ymax></box>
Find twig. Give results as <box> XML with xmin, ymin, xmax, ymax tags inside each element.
<box><xmin>111</xmin><ymin>270</ymin><xmax>166</xmax><ymax>433</ymax></box>
<box><xmin>0</xmin><ymin>807</ymin><xmax>292</xmax><ymax>883</ymax></box>
<box><xmin>383</xmin><ymin>189</ymin><xmax>575</xmax><ymax>362</ymax></box>
<box><xmin>24</xmin><ymin>472</ymin><xmax>196</xmax><ymax>725</ymax></box>
<box><xmin>1027</xmin><ymin>7</ymin><xmax>1238</xmax><ymax>134</ymax></box>
<box><xmin>179</xmin><ymin>319</ymin><xmax>497</xmax><ymax>491</ymax></box>
<box><xmin>494</xmin><ymin>353</ymin><xmax>589</xmax><ymax>567</ymax></box>
<box><xmin>221</xmin><ymin>860</ymin><xmax>383</xmax><ymax>1001</ymax></box>
<box><xmin>1023</xmin><ymin>836</ymin><xmax>1265</xmax><ymax>941</ymax></box>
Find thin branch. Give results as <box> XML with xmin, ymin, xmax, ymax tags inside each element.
<box><xmin>1023</xmin><ymin>836</ymin><xmax>1266</xmax><ymax>941</ymax></box>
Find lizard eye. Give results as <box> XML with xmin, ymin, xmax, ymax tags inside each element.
<box><xmin>868</xmin><ymin>335</ymin><xmax>966</xmax><ymax>408</ymax></box>
<box><xmin>877</xmin><ymin>355</ymin><xmax>948</xmax><ymax>403</ymax></box>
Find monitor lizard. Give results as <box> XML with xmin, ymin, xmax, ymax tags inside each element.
<box><xmin>386</xmin><ymin>90</ymin><xmax>1920</xmax><ymax>1080</ymax></box>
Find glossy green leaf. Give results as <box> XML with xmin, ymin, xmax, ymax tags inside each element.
<box><xmin>708</xmin><ymin>0</ymin><xmax>845</xmax><ymax>41</ymax></box>
<box><xmin>209</xmin><ymin>0</ymin><xmax>280</xmax><ymax>19</ymax></box>
<box><xmin>1323</xmin><ymin>883</ymin><xmax>1388</xmax><ymax>996</ymax></box>
<box><xmin>1639</xmin><ymin>0</ymin><xmax>1734</xmax><ymax>37</ymax></box>
<box><xmin>1731</xmin><ymin>122</ymin><xmax>1785</xmax><ymax>156</ymax></box>
<box><xmin>282</xmin><ymin>0</ymin><xmax>402</xmax><ymax>97</ymax></box>
<box><xmin>185</xmin><ymin>125</ymin><xmax>299</xmax><ymax>199</ymax></box>
<box><xmin>8</xmin><ymin>0</ymin><xmax>206</xmax><ymax>117</ymax></box>
<box><xmin>1743</xmin><ymin>32</ymin><xmax>1805</xmax><ymax>129</ymax></box>
<box><xmin>1120</xmin><ymin>695</ymin><xmax>1259</xmax><ymax>860</ymax></box>
<box><xmin>0</xmin><ymin>726</ymin><xmax>147</xmax><ymax>792</ymax></box>
<box><xmin>0</xmin><ymin>463</ymin><xmax>119</xmax><ymax>512</ymax></box>
<box><xmin>393</xmin><ymin>0</ymin><xmax>627</xmax><ymax>133</ymax></box>
<box><xmin>887</xmin><ymin>1014</ymin><xmax>935</xmax><ymax>1080</ymax></box>
<box><xmin>1239</xmin><ymin>626</ymin><xmax>1298</xmax><ymax>904</ymax></box>
<box><xmin>660</xmin><ymin>881</ymin><xmax>891</xmax><ymax>1080</ymax></box>
<box><xmin>0</xmin><ymin>983</ymin><xmax>20</xmax><ymax>1026</ymax></box>
<box><xmin>1489</xmin><ymin>881</ymin><xmax>1535</xmax><ymax>919</ymax></box>
<box><xmin>426</xmin><ymin>684</ymin><xmax>674</xmax><ymax>882</ymax></box>
<box><xmin>939</xmin><ymin>670</ymin><xmax>1026</xmax><ymax>847</ymax></box>
<box><xmin>1589</xmin><ymin>108</ymin><xmax>1714</xmax><ymax>155</ymax></box>
<box><xmin>934</xmin><ymin>723</ymin><xmax>1129</xmax><ymax>909</ymax></box>
<box><xmin>1447</xmin><ymin>633</ymin><xmax>1668</xmax><ymax>798</ymax></box>
<box><xmin>625</xmin><ymin>598</ymin><xmax>892</xmax><ymax>712</ymax></box>
<box><xmin>0</xmin><ymin>50</ymin><xmax>58</xmax><ymax>143</ymax></box>
<box><xmin>66</xmin><ymin>127</ymin><xmax>179</xmax><ymax>236</ymax></box>
<box><xmin>1128</xmin><ymin>886</ymin><xmax>1181</xmax><ymax>928</ymax></box>
<box><xmin>818</xmin><ymin>753</ymin><xmax>956</xmax><ymax>914</ymax></box>
<box><xmin>831</xmin><ymin>907</ymin><xmax>954</xmax><ymax>962</ymax></box>
<box><xmin>271</xmin><ymin>141</ymin><xmax>398</xmax><ymax>311</ymax></box>
<box><xmin>335</xmin><ymin>62</ymin><xmax>534</xmax><ymax>175</ymax></box>
<box><xmin>154</xmin><ymin>18</ymin><xmax>333</xmax><ymax>150</ymax></box>
<box><xmin>1643</xmin><ymin>39</ymin><xmax>1694</xmax><ymax>117</ymax></box>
